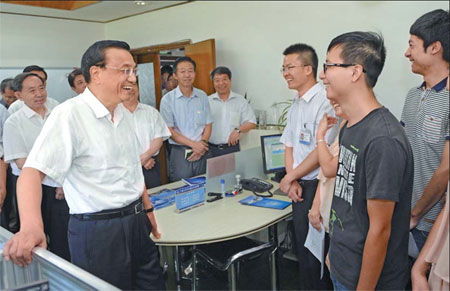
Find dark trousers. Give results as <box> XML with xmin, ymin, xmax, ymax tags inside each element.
<box><xmin>68</xmin><ymin>208</ymin><xmax>165</xmax><ymax>290</ymax></box>
<box><xmin>209</xmin><ymin>143</ymin><xmax>240</xmax><ymax>158</ymax></box>
<box><xmin>1</xmin><ymin>168</ymin><xmax>19</xmax><ymax>232</ymax></box>
<box><xmin>169</xmin><ymin>145</ymin><xmax>211</xmax><ymax>182</ymax></box>
<box><xmin>142</xmin><ymin>158</ymin><xmax>161</xmax><ymax>189</ymax></box>
<box><xmin>292</xmin><ymin>179</ymin><xmax>333</xmax><ymax>290</ymax></box>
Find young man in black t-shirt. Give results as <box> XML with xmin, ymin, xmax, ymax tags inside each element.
<box><xmin>319</xmin><ymin>32</ymin><xmax>414</xmax><ymax>290</ymax></box>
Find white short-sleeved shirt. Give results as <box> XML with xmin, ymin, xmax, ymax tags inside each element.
<box><xmin>159</xmin><ymin>86</ymin><xmax>213</xmax><ymax>145</ymax></box>
<box><xmin>128</xmin><ymin>103</ymin><xmax>171</xmax><ymax>155</ymax></box>
<box><xmin>3</xmin><ymin>104</ymin><xmax>58</xmax><ymax>187</ymax></box>
<box><xmin>24</xmin><ymin>88</ymin><xmax>145</xmax><ymax>214</ymax></box>
<box><xmin>0</xmin><ymin>105</ymin><xmax>9</xmax><ymax>158</ymax></box>
<box><xmin>208</xmin><ymin>91</ymin><xmax>256</xmax><ymax>144</ymax></box>
<box><xmin>8</xmin><ymin>97</ymin><xmax>59</xmax><ymax>115</ymax></box>
<box><xmin>280</xmin><ymin>82</ymin><xmax>339</xmax><ymax>180</ymax></box>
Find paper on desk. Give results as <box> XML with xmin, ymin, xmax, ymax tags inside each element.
<box><xmin>408</xmin><ymin>231</ymin><xmax>419</xmax><ymax>258</ymax></box>
<box><xmin>304</xmin><ymin>222</ymin><xmax>325</xmax><ymax>278</ymax></box>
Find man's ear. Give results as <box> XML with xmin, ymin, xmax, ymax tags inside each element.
<box><xmin>89</xmin><ymin>66</ymin><xmax>101</xmax><ymax>84</ymax></box>
<box><xmin>351</xmin><ymin>65</ymin><xmax>364</xmax><ymax>83</ymax></box>
<box><xmin>428</xmin><ymin>41</ymin><xmax>443</xmax><ymax>56</ymax></box>
<box><xmin>14</xmin><ymin>91</ymin><xmax>22</xmax><ymax>100</ymax></box>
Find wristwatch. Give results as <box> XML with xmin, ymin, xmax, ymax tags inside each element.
<box><xmin>145</xmin><ymin>207</ymin><xmax>154</xmax><ymax>213</ymax></box>
<box><xmin>234</xmin><ymin>128</ymin><xmax>241</xmax><ymax>133</ymax></box>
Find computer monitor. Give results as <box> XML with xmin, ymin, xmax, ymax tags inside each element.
<box><xmin>260</xmin><ymin>134</ymin><xmax>285</xmax><ymax>174</ymax></box>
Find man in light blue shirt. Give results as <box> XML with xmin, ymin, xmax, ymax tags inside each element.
<box><xmin>160</xmin><ymin>56</ymin><xmax>213</xmax><ymax>182</ymax></box>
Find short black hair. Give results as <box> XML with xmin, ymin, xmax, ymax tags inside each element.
<box><xmin>13</xmin><ymin>73</ymin><xmax>45</xmax><ymax>92</ymax></box>
<box><xmin>23</xmin><ymin>65</ymin><xmax>47</xmax><ymax>80</ymax></box>
<box><xmin>210</xmin><ymin>66</ymin><xmax>232</xmax><ymax>80</ymax></box>
<box><xmin>167</xmin><ymin>72</ymin><xmax>174</xmax><ymax>82</ymax></box>
<box><xmin>161</xmin><ymin>65</ymin><xmax>173</xmax><ymax>75</ymax></box>
<box><xmin>410</xmin><ymin>9</ymin><xmax>449</xmax><ymax>63</ymax></box>
<box><xmin>1</xmin><ymin>78</ymin><xmax>13</xmax><ymax>93</ymax></box>
<box><xmin>81</xmin><ymin>40</ymin><xmax>131</xmax><ymax>83</ymax></box>
<box><xmin>283</xmin><ymin>43</ymin><xmax>319</xmax><ymax>78</ymax></box>
<box><xmin>327</xmin><ymin>31</ymin><xmax>386</xmax><ymax>88</ymax></box>
<box><xmin>68</xmin><ymin>68</ymin><xmax>84</xmax><ymax>87</ymax></box>
<box><xmin>173</xmin><ymin>56</ymin><xmax>196</xmax><ymax>73</ymax></box>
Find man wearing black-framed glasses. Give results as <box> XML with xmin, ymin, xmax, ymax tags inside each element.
<box><xmin>320</xmin><ymin>31</ymin><xmax>413</xmax><ymax>290</ymax></box>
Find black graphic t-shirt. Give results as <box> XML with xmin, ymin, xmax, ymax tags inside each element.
<box><xmin>329</xmin><ymin>107</ymin><xmax>413</xmax><ymax>290</ymax></box>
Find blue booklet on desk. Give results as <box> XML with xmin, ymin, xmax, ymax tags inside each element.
<box><xmin>181</xmin><ymin>176</ymin><xmax>206</xmax><ymax>186</ymax></box>
<box><xmin>239</xmin><ymin>195</ymin><xmax>291</xmax><ymax>210</ymax></box>
<box><xmin>149</xmin><ymin>189</ymin><xmax>176</xmax><ymax>210</ymax></box>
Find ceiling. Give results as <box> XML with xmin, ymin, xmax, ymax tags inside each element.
<box><xmin>0</xmin><ymin>0</ymin><xmax>190</xmax><ymax>23</ymax></box>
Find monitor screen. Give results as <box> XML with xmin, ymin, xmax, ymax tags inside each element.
<box><xmin>260</xmin><ymin>134</ymin><xmax>285</xmax><ymax>174</ymax></box>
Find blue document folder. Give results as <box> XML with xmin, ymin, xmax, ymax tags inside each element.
<box><xmin>239</xmin><ymin>195</ymin><xmax>291</xmax><ymax>210</ymax></box>
<box><xmin>181</xmin><ymin>176</ymin><xmax>206</xmax><ymax>186</ymax></box>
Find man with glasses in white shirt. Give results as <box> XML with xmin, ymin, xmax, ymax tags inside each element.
<box><xmin>278</xmin><ymin>43</ymin><xmax>338</xmax><ymax>290</ymax></box>
<box><xmin>208</xmin><ymin>66</ymin><xmax>256</xmax><ymax>157</ymax></box>
<box><xmin>2</xmin><ymin>40</ymin><xmax>165</xmax><ymax>290</ymax></box>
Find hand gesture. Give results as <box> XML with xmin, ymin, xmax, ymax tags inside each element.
<box><xmin>147</xmin><ymin>212</ymin><xmax>161</xmax><ymax>239</ymax></box>
<box><xmin>55</xmin><ymin>187</ymin><xmax>65</xmax><ymax>200</ymax></box>
<box><xmin>228</xmin><ymin>130</ymin><xmax>240</xmax><ymax>146</ymax></box>
<box><xmin>187</xmin><ymin>152</ymin><xmax>202</xmax><ymax>162</ymax></box>
<box><xmin>288</xmin><ymin>181</ymin><xmax>304</xmax><ymax>203</ymax></box>
<box><xmin>143</xmin><ymin>158</ymin><xmax>156</xmax><ymax>170</ymax></box>
<box><xmin>308</xmin><ymin>207</ymin><xmax>322</xmax><ymax>231</ymax></box>
<box><xmin>317</xmin><ymin>113</ymin><xmax>338</xmax><ymax>140</ymax></box>
<box><xmin>191</xmin><ymin>141</ymin><xmax>208</xmax><ymax>155</ymax></box>
<box><xmin>280</xmin><ymin>172</ymin><xmax>295</xmax><ymax>193</ymax></box>
<box><xmin>3</xmin><ymin>228</ymin><xmax>47</xmax><ymax>266</ymax></box>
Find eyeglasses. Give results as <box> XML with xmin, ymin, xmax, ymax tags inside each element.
<box><xmin>323</xmin><ymin>63</ymin><xmax>366</xmax><ymax>73</ymax></box>
<box><xmin>280</xmin><ymin>64</ymin><xmax>310</xmax><ymax>73</ymax></box>
<box><xmin>103</xmin><ymin>65</ymin><xmax>139</xmax><ymax>77</ymax></box>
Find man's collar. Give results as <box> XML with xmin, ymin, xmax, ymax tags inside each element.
<box><xmin>22</xmin><ymin>103</ymin><xmax>49</xmax><ymax>119</ymax></box>
<box><xmin>175</xmin><ymin>86</ymin><xmax>198</xmax><ymax>99</ymax></box>
<box><xmin>82</xmin><ymin>87</ymin><xmax>112</xmax><ymax>119</ymax></box>
<box><xmin>211</xmin><ymin>91</ymin><xmax>237</xmax><ymax>101</ymax></box>
<box><xmin>418</xmin><ymin>77</ymin><xmax>448</xmax><ymax>92</ymax></box>
<box><xmin>295</xmin><ymin>82</ymin><xmax>323</xmax><ymax>103</ymax></box>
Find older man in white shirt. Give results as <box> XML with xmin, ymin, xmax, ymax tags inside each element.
<box><xmin>2</xmin><ymin>40</ymin><xmax>165</xmax><ymax>290</ymax></box>
<box><xmin>123</xmin><ymin>82</ymin><xmax>171</xmax><ymax>188</ymax></box>
<box><xmin>3</xmin><ymin>72</ymin><xmax>70</xmax><ymax>261</ymax></box>
<box><xmin>208</xmin><ymin>66</ymin><xmax>256</xmax><ymax>157</ymax></box>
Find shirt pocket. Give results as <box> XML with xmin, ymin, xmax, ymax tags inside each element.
<box><xmin>195</xmin><ymin>110</ymin><xmax>206</xmax><ymax>126</ymax></box>
<box><xmin>421</xmin><ymin>115</ymin><xmax>442</xmax><ymax>144</ymax></box>
<box><xmin>230</xmin><ymin>112</ymin><xmax>240</xmax><ymax>127</ymax></box>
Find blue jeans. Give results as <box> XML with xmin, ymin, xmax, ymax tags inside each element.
<box><xmin>411</xmin><ymin>228</ymin><xmax>429</xmax><ymax>252</ymax></box>
<box><xmin>330</xmin><ymin>273</ymin><xmax>350</xmax><ymax>291</ymax></box>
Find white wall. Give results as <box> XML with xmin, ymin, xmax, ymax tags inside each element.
<box><xmin>1</xmin><ymin>13</ymin><xmax>104</xmax><ymax>68</ymax></box>
<box><xmin>105</xmin><ymin>1</ymin><xmax>448</xmax><ymax>119</ymax></box>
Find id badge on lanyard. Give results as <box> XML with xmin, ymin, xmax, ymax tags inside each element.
<box><xmin>299</xmin><ymin>127</ymin><xmax>312</xmax><ymax>145</ymax></box>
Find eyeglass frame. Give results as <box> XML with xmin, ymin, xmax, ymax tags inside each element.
<box><xmin>322</xmin><ymin>63</ymin><xmax>366</xmax><ymax>73</ymax></box>
<box><xmin>95</xmin><ymin>63</ymin><xmax>139</xmax><ymax>77</ymax></box>
<box><xmin>280</xmin><ymin>64</ymin><xmax>311</xmax><ymax>74</ymax></box>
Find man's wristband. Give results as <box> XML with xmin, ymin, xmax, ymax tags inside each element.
<box><xmin>145</xmin><ymin>207</ymin><xmax>154</xmax><ymax>213</ymax></box>
<box><xmin>316</xmin><ymin>139</ymin><xmax>326</xmax><ymax>145</ymax></box>
<box><xmin>201</xmin><ymin>139</ymin><xmax>208</xmax><ymax>144</ymax></box>
<box><xmin>234</xmin><ymin>128</ymin><xmax>241</xmax><ymax>133</ymax></box>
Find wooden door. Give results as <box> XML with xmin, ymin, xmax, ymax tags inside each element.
<box><xmin>185</xmin><ymin>39</ymin><xmax>216</xmax><ymax>95</ymax></box>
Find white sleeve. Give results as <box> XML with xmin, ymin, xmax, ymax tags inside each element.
<box><xmin>24</xmin><ymin>106</ymin><xmax>76</xmax><ymax>185</ymax></box>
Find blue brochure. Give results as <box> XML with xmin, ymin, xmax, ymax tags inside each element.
<box><xmin>149</xmin><ymin>188</ymin><xmax>176</xmax><ymax>210</ymax></box>
<box><xmin>181</xmin><ymin>176</ymin><xmax>206</xmax><ymax>186</ymax></box>
<box><xmin>239</xmin><ymin>195</ymin><xmax>291</xmax><ymax>210</ymax></box>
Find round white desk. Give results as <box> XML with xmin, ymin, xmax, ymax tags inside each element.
<box><xmin>148</xmin><ymin>180</ymin><xmax>292</xmax><ymax>290</ymax></box>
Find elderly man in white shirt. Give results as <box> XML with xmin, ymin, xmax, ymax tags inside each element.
<box><xmin>8</xmin><ymin>66</ymin><xmax>60</xmax><ymax>115</ymax></box>
<box><xmin>2</xmin><ymin>40</ymin><xmax>165</xmax><ymax>290</ymax></box>
<box><xmin>208</xmin><ymin>66</ymin><xmax>256</xmax><ymax>157</ymax></box>
<box><xmin>3</xmin><ymin>72</ymin><xmax>70</xmax><ymax>260</ymax></box>
<box><xmin>123</xmin><ymin>82</ymin><xmax>171</xmax><ymax>189</ymax></box>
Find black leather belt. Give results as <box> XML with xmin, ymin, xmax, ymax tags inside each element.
<box><xmin>209</xmin><ymin>143</ymin><xmax>238</xmax><ymax>150</ymax></box>
<box><xmin>298</xmin><ymin>179</ymin><xmax>319</xmax><ymax>187</ymax></box>
<box><xmin>72</xmin><ymin>199</ymin><xmax>144</xmax><ymax>221</ymax></box>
